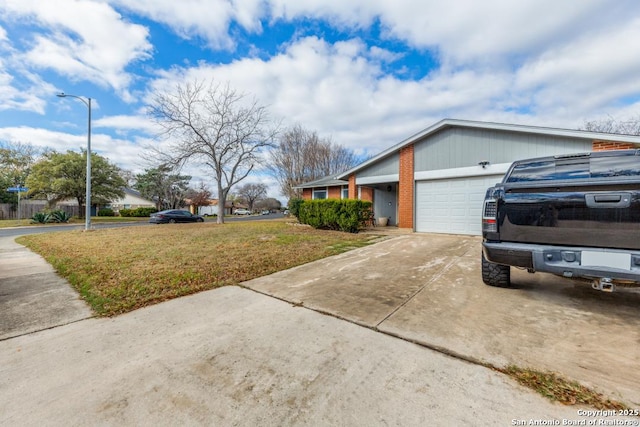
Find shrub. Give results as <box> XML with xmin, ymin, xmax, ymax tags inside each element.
<box><xmin>31</xmin><ymin>212</ymin><xmax>51</xmax><ymax>224</ymax></box>
<box><xmin>298</xmin><ymin>199</ymin><xmax>372</xmax><ymax>233</ymax></box>
<box><xmin>98</xmin><ymin>208</ymin><xmax>115</xmax><ymax>217</ymax></box>
<box><xmin>119</xmin><ymin>207</ymin><xmax>158</xmax><ymax>217</ymax></box>
<box><xmin>288</xmin><ymin>198</ymin><xmax>304</xmax><ymax>218</ymax></box>
<box><xmin>133</xmin><ymin>207</ymin><xmax>158</xmax><ymax>217</ymax></box>
<box><xmin>50</xmin><ymin>210</ymin><xmax>71</xmax><ymax>223</ymax></box>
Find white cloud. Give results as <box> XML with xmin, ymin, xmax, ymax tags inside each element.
<box><xmin>146</xmin><ymin>36</ymin><xmax>520</xmax><ymax>155</ymax></box>
<box><xmin>514</xmin><ymin>17</ymin><xmax>640</xmax><ymax>113</ymax></box>
<box><xmin>1</xmin><ymin>0</ymin><xmax>152</xmax><ymax>99</ymax></box>
<box><xmin>110</xmin><ymin>0</ymin><xmax>265</xmax><ymax>50</ymax></box>
<box><xmin>93</xmin><ymin>114</ymin><xmax>158</xmax><ymax>134</ymax></box>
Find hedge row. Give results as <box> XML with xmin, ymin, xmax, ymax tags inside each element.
<box><xmin>119</xmin><ymin>207</ymin><xmax>158</xmax><ymax>217</ymax></box>
<box><xmin>296</xmin><ymin>199</ymin><xmax>372</xmax><ymax>233</ymax></box>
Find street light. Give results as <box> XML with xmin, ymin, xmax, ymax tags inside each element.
<box><xmin>57</xmin><ymin>92</ymin><xmax>92</xmax><ymax>231</ymax></box>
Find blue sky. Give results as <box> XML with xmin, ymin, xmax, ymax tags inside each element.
<box><xmin>1</xmin><ymin>0</ymin><xmax>639</xmax><ymax>200</ymax></box>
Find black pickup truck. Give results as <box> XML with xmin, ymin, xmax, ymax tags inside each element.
<box><xmin>481</xmin><ymin>149</ymin><xmax>640</xmax><ymax>292</ymax></box>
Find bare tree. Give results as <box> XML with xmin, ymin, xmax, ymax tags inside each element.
<box><xmin>581</xmin><ymin>115</ymin><xmax>640</xmax><ymax>135</ymax></box>
<box><xmin>268</xmin><ymin>125</ymin><xmax>362</xmax><ymax>201</ymax></box>
<box><xmin>148</xmin><ymin>80</ymin><xmax>278</xmax><ymax>223</ymax></box>
<box><xmin>236</xmin><ymin>182</ymin><xmax>267</xmax><ymax>212</ymax></box>
<box><xmin>255</xmin><ymin>197</ymin><xmax>282</xmax><ymax>211</ymax></box>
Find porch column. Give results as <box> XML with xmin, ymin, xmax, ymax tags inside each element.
<box><xmin>348</xmin><ymin>174</ymin><xmax>357</xmax><ymax>199</ymax></box>
<box><xmin>398</xmin><ymin>144</ymin><xmax>414</xmax><ymax>229</ymax></box>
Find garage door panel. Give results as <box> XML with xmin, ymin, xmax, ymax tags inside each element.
<box><xmin>416</xmin><ymin>175</ymin><xmax>503</xmax><ymax>235</ymax></box>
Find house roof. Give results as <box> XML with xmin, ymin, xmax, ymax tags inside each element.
<box><xmin>337</xmin><ymin>118</ymin><xmax>640</xmax><ymax>179</ymax></box>
<box><xmin>294</xmin><ymin>176</ymin><xmax>348</xmax><ymax>189</ymax></box>
<box><xmin>123</xmin><ymin>188</ymin><xmax>145</xmax><ymax>198</ymax></box>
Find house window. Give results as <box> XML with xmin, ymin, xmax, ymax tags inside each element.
<box><xmin>313</xmin><ymin>188</ymin><xmax>327</xmax><ymax>200</ymax></box>
<box><xmin>341</xmin><ymin>186</ymin><xmax>349</xmax><ymax>199</ymax></box>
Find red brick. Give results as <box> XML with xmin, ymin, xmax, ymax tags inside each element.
<box><xmin>348</xmin><ymin>174</ymin><xmax>356</xmax><ymax>199</ymax></box>
<box><xmin>398</xmin><ymin>144</ymin><xmax>414</xmax><ymax>229</ymax></box>
<box><xmin>360</xmin><ymin>187</ymin><xmax>373</xmax><ymax>202</ymax></box>
<box><xmin>592</xmin><ymin>140</ymin><xmax>637</xmax><ymax>151</ymax></box>
<box><xmin>328</xmin><ymin>186</ymin><xmax>341</xmax><ymax>199</ymax></box>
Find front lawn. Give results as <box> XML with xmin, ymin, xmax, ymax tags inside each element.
<box><xmin>17</xmin><ymin>221</ymin><xmax>377</xmax><ymax>316</ymax></box>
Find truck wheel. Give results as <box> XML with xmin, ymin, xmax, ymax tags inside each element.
<box><xmin>481</xmin><ymin>252</ymin><xmax>511</xmax><ymax>288</ymax></box>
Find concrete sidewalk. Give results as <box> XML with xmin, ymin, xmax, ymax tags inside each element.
<box><xmin>0</xmin><ymin>236</ymin><xmax>92</xmax><ymax>340</ymax></box>
<box><xmin>1</xmin><ymin>286</ymin><xmax>586</xmax><ymax>426</ymax></box>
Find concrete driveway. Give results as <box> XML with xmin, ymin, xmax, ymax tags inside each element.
<box><xmin>242</xmin><ymin>233</ymin><xmax>640</xmax><ymax>406</ymax></box>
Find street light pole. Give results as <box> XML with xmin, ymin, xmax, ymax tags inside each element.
<box><xmin>57</xmin><ymin>92</ymin><xmax>92</xmax><ymax>231</ymax></box>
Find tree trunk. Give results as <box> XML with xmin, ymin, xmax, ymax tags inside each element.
<box><xmin>77</xmin><ymin>196</ymin><xmax>85</xmax><ymax>218</ymax></box>
<box><xmin>217</xmin><ymin>183</ymin><xmax>225</xmax><ymax>224</ymax></box>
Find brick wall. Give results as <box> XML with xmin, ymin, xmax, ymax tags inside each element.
<box><xmin>302</xmin><ymin>188</ymin><xmax>312</xmax><ymax>200</ymax></box>
<box><xmin>397</xmin><ymin>144</ymin><xmax>414</xmax><ymax>229</ymax></box>
<box><xmin>328</xmin><ymin>186</ymin><xmax>341</xmax><ymax>199</ymax></box>
<box><xmin>360</xmin><ymin>187</ymin><xmax>373</xmax><ymax>202</ymax></box>
<box><xmin>592</xmin><ymin>140</ymin><xmax>638</xmax><ymax>151</ymax></box>
<box><xmin>348</xmin><ymin>175</ymin><xmax>356</xmax><ymax>199</ymax></box>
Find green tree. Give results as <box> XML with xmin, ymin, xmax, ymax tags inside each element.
<box><xmin>135</xmin><ymin>165</ymin><xmax>191</xmax><ymax>210</ymax></box>
<box><xmin>0</xmin><ymin>141</ymin><xmax>38</xmax><ymax>204</ymax></box>
<box><xmin>26</xmin><ymin>150</ymin><xmax>125</xmax><ymax>217</ymax></box>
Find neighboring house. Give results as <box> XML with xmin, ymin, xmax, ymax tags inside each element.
<box><xmin>105</xmin><ymin>188</ymin><xmax>155</xmax><ymax>214</ymax></box>
<box><xmin>295</xmin><ymin>176</ymin><xmax>350</xmax><ymax>201</ymax></box>
<box><xmin>3</xmin><ymin>188</ymin><xmax>154</xmax><ymax>219</ymax></box>
<box><xmin>300</xmin><ymin>118</ymin><xmax>640</xmax><ymax>235</ymax></box>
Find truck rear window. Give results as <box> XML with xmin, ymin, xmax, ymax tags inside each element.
<box><xmin>506</xmin><ymin>152</ymin><xmax>640</xmax><ymax>183</ymax></box>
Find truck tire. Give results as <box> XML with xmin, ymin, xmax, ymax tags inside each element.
<box><xmin>481</xmin><ymin>252</ymin><xmax>511</xmax><ymax>288</ymax></box>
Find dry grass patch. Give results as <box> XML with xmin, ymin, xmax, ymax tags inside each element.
<box><xmin>17</xmin><ymin>221</ymin><xmax>376</xmax><ymax>316</ymax></box>
<box><xmin>498</xmin><ymin>365</ymin><xmax>629</xmax><ymax>410</ymax></box>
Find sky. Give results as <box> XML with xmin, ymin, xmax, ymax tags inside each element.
<box><xmin>1</xmin><ymin>0</ymin><xmax>639</xmax><ymax>201</ymax></box>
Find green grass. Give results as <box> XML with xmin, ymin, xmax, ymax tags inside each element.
<box><xmin>17</xmin><ymin>220</ymin><xmax>377</xmax><ymax>316</ymax></box>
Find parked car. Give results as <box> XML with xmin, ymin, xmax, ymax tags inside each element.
<box><xmin>233</xmin><ymin>209</ymin><xmax>252</xmax><ymax>215</ymax></box>
<box><xmin>149</xmin><ymin>210</ymin><xmax>205</xmax><ymax>224</ymax></box>
<box><xmin>261</xmin><ymin>210</ymin><xmax>270</xmax><ymax>215</ymax></box>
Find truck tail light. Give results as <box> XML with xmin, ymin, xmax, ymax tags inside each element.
<box><xmin>482</xmin><ymin>200</ymin><xmax>498</xmax><ymax>233</ymax></box>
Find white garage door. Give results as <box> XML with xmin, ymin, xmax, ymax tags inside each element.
<box><xmin>415</xmin><ymin>175</ymin><xmax>503</xmax><ymax>235</ymax></box>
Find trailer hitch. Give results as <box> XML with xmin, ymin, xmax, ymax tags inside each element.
<box><xmin>592</xmin><ymin>278</ymin><xmax>615</xmax><ymax>292</ymax></box>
